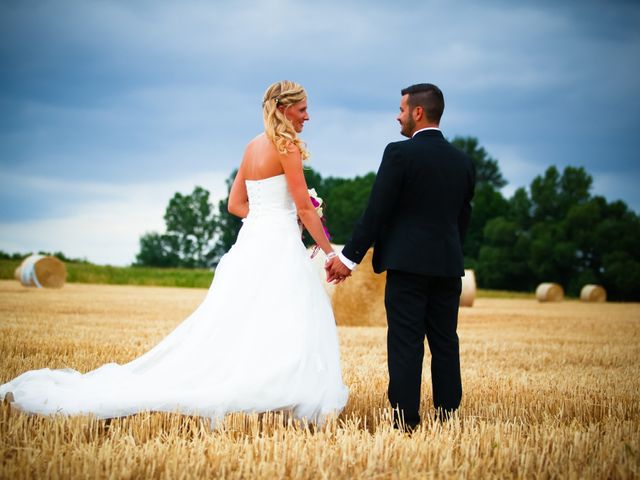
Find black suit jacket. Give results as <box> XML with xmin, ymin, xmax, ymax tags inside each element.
<box><xmin>343</xmin><ymin>130</ymin><xmax>475</xmax><ymax>277</ymax></box>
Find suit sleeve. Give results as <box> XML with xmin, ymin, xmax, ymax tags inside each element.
<box><xmin>457</xmin><ymin>158</ymin><xmax>475</xmax><ymax>243</ymax></box>
<box><xmin>342</xmin><ymin>143</ymin><xmax>405</xmax><ymax>264</ymax></box>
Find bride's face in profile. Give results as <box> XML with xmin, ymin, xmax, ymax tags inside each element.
<box><xmin>281</xmin><ymin>99</ymin><xmax>309</xmax><ymax>133</ymax></box>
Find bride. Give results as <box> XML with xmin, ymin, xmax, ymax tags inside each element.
<box><xmin>0</xmin><ymin>80</ymin><xmax>349</xmax><ymax>425</ymax></box>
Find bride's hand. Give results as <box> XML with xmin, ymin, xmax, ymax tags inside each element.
<box><xmin>325</xmin><ymin>256</ymin><xmax>351</xmax><ymax>284</ymax></box>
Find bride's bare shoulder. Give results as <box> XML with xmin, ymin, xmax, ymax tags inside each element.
<box><xmin>244</xmin><ymin>133</ymin><xmax>270</xmax><ymax>154</ymax></box>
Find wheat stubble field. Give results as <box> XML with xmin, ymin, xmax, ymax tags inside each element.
<box><xmin>0</xmin><ymin>279</ymin><xmax>638</xmax><ymax>479</ymax></box>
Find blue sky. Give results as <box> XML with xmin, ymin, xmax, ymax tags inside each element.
<box><xmin>1</xmin><ymin>0</ymin><xmax>639</xmax><ymax>265</ymax></box>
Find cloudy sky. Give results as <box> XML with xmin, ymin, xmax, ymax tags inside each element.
<box><xmin>1</xmin><ymin>0</ymin><xmax>639</xmax><ymax>265</ymax></box>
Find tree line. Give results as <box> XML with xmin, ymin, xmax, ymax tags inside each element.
<box><xmin>0</xmin><ymin>250</ymin><xmax>89</xmax><ymax>263</ymax></box>
<box><xmin>135</xmin><ymin>136</ymin><xmax>640</xmax><ymax>301</ymax></box>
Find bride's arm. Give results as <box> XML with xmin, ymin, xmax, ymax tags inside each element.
<box><xmin>228</xmin><ymin>169</ymin><xmax>249</xmax><ymax>218</ymax></box>
<box><xmin>281</xmin><ymin>148</ymin><xmax>333</xmax><ymax>256</ymax></box>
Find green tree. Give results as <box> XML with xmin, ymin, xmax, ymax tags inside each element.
<box><xmin>463</xmin><ymin>183</ymin><xmax>509</xmax><ymax>266</ymax></box>
<box><xmin>299</xmin><ymin>166</ymin><xmax>375</xmax><ymax>245</ymax></box>
<box><xmin>477</xmin><ymin>216</ymin><xmax>532</xmax><ymax>290</ymax></box>
<box><xmin>303</xmin><ymin>166</ymin><xmax>324</xmax><ymax>192</ymax></box>
<box><xmin>528</xmin><ymin>222</ymin><xmax>578</xmax><ymax>290</ymax></box>
<box><xmin>602</xmin><ymin>251</ymin><xmax>640</xmax><ymax>301</ymax></box>
<box><xmin>135</xmin><ymin>232</ymin><xmax>180</xmax><ymax>267</ymax></box>
<box><xmin>136</xmin><ymin>186</ymin><xmax>218</xmax><ymax>268</ymax></box>
<box><xmin>451</xmin><ymin>136</ymin><xmax>506</xmax><ymax>189</ymax></box>
<box><xmin>530</xmin><ymin>166</ymin><xmax>592</xmax><ymax>222</ymax></box>
<box><xmin>530</xmin><ymin>166</ymin><xmax>562</xmax><ymax>222</ymax></box>
<box><xmin>212</xmin><ymin>170</ymin><xmax>243</xmax><ymax>263</ymax></box>
<box><xmin>448</xmin><ymin>137</ymin><xmax>509</xmax><ymax>267</ymax></box>
<box><xmin>507</xmin><ymin>187</ymin><xmax>533</xmax><ymax>231</ymax></box>
<box><xmin>323</xmin><ymin>173</ymin><xmax>376</xmax><ymax>244</ymax></box>
<box><xmin>565</xmin><ymin>196</ymin><xmax>640</xmax><ymax>299</ymax></box>
<box><xmin>526</xmin><ymin>166</ymin><xmax>595</xmax><ymax>293</ymax></box>
<box><xmin>134</xmin><ymin>151</ymin><xmax>640</xmax><ymax>300</ymax></box>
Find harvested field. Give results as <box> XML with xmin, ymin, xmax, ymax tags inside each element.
<box><xmin>0</xmin><ymin>280</ymin><xmax>639</xmax><ymax>478</ymax></box>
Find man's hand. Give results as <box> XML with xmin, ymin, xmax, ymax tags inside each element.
<box><xmin>325</xmin><ymin>256</ymin><xmax>352</xmax><ymax>284</ymax></box>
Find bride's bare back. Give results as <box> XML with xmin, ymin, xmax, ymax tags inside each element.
<box><xmin>227</xmin><ymin>133</ymin><xmax>333</xmax><ymax>256</ymax></box>
<box><xmin>241</xmin><ymin>134</ymin><xmax>285</xmax><ymax>181</ymax></box>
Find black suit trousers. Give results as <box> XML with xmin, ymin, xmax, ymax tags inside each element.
<box><xmin>384</xmin><ymin>270</ymin><xmax>462</xmax><ymax>426</ymax></box>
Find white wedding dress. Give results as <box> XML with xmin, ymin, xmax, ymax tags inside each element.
<box><xmin>0</xmin><ymin>174</ymin><xmax>348</xmax><ymax>425</ymax></box>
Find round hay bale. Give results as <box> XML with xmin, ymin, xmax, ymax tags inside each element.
<box><xmin>14</xmin><ymin>255</ymin><xmax>67</xmax><ymax>289</ymax></box>
<box><xmin>580</xmin><ymin>284</ymin><xmax>606</xmax><ymax>303</ymax></box>
<box><xmin>535</xmin><ymin>282</ymin><xmax>564</xmax><ymax>302</ymax></box>
<box><xmin>319</xmin><ymin>249</ymin><xmax>479</xmax><ymax>323</ymax></box>
<box><xmin>460</xmin><ymin>269</ymin><xmax>476</xmax><ymax>307</ymax></box>
<box><xmin>332</xmin><ymin>248</ymin><xmax>387</xmax><ymax>327</ymax></box>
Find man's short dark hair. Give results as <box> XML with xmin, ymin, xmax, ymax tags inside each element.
<box><xmin>401</xmin><ymin>83</ymin><xmax>444</xmax><ymax>124</ymax></box>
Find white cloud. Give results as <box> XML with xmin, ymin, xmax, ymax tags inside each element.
<box><xmin>304</xmin><ymin>107</ymin><xmax>398</xmax><ymax>177</ymax></box>
<box><xmin>0</xmin><ymin>172</ymin><xmax>228</xmax><ymax>265</ymax></box>
<box><xmin>2</xmin><ymin>0</ymin><xmax>639</xmax><ymax>266</ymax></box>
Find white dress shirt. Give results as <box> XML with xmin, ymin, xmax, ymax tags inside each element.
<box><xmin>338</xmin><ymin>251</ymin><xmax>357</xmax><ymax>270</ymax></box>
<box><xmin>412</xmin><ymin>127</ymin><xmax>441</xmax><ymax>136</ymax></box>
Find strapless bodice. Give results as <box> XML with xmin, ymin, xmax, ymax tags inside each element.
<box><xmin>245</xmin><ymin>174</ymin><xmax>296</xmax><ymax>218</ymax></box>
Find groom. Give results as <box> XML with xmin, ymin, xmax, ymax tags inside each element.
<box><xmin>326</xmin><ymin>83</ymin><xmax>475</xmax><ymax>429</ymax></box>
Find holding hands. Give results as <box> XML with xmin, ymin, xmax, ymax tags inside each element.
<box><xmin>325</xmin><ymin>253</ymin><xmax>352</xmax><ymax>284</ymax></box>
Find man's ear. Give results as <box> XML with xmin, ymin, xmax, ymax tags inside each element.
<box><xmin>413</xmin><ymin>105</ymin><xmax>424</xmax><ymax>122</ymax></box>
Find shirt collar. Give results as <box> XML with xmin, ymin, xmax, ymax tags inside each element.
<box><xmin>412</xmin><ymin>127</ymin><xmax>441</xmax><ymax>138</ymax></box>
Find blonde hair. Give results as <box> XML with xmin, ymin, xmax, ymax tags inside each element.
<box><xmin>262</xmin><ymin>80</ymin><xmax>309</xmax><ymax>160</ymax></box>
